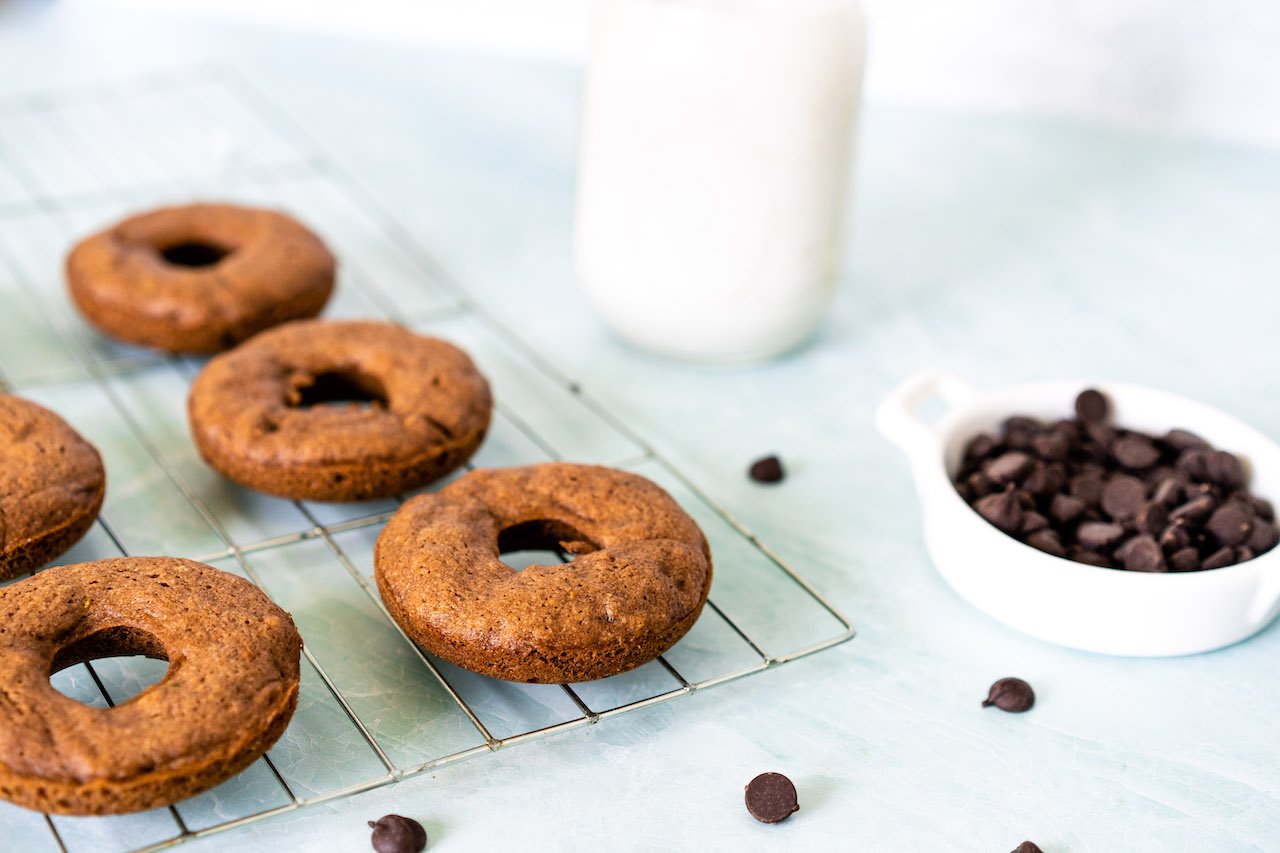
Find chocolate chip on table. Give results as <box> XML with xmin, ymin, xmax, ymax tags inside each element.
<box><xmin>974</xmin><ymin>488</ymin><xmax>1023</xmax><ymax>534</ymax></box>
<box><xmin>748</xmin><ymin>455</ymin><xmax>785</xmax><ymax>484</ymax></box>
<box><xmin>983</xmin><ymin>677</ymin><xmax>1035</xmax><ymax>713</ymax></box>
<box><xmin>1074</xmin><ymin>388</ymin><xmax>1109</xmax><ymax>423</ymax></box>
<box><xmin>1100</xmin><ymin>474</ymin><xmax>1147</xmax><ymax>521</ymax></box>
<box><xmin>368</xmin><ymin>815</ymin><xmax>427</xmax><ymax>853</ymax></box>
<box><xmin>1011</xmin><ymin>843</ymin><xmax>1045</xmax><ymax>853</ymax></box>
<box><xmin>1206</xmin><ymin>503</ymin><xmax>1252</xmax><ymax>546</ymax></box>
<box><xmin>744</xmin><ymin>772</ymin><xmax>799</xmax><ymax>824</ymax></box>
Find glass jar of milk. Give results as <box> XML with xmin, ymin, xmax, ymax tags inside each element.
<box><xmin>575</xmin><ymin>0</ymin><xmax>866</xmax><ymax>363</ymax></box>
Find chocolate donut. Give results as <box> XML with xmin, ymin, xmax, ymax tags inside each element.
<box><xmin>1</xmin><ymin>395</ymin><xmax>105</xmax><ymax>580</ymax></box>
<box><xmin>66</xmin><ymin>202</ymin><xmax>335</xmax><ymax>354</ymax></box>
<box><xmin>188</xmin><ymin>319</ymin><xmax>492</xmax><ymax>502</ymax></box>
<box><xmin>0</xmin><ymin>557</ymin><xmax>302</xmax><ymax>815</ymax></box>
<box><xmin>374</xmin><ymin>463</ymin><xmax>713</xmax><ymax>683</ymax></box>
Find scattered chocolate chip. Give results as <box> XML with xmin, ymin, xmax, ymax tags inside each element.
<box><xmin>1201</xmin><ymin>546</ymin><xmax>1237</xmax><ymax>570</ymax></box>
<box><xmin>368</xmin><ymin>815</ymin><xmax>427</xmax><ymax>853</ymax></box>
<box><xmin>983</xmin><ymin>677</ymin><xmax>1035</xmax><ymax>713</ymax></box>
<box><xmin>1135</xmin><ymin>501</ymin><xmax>1168</xmax><ymax>535</ymax></box>
<box><xmin>744</xmin><ymin>772</ymin><xmax>799</xmax><ymax>824</ymax></box>
<box><xmin>1077</xmin><ymin>522</ymin><xmax>1126</xmax><ymax>551</ymax></box>
<box><xmin>1206</xmin><ymin>450</ymin><xmax>1245</xmax><ymax>488</ymax></box>
<box><xmin>1206</xmin><ymin>503</ymin><xmax>1252</xmax><ymax>546</ymax></box>
<box><xmin>1026</xmin><ymin>528</ymin><xmax>1066</xmax><ymax>557</ymax></box>
<box><xmin>1101</xmin><ymin>474</ymin><xmax>1147</xmax><ymax>521</ymax></box>
<box><xmin>1112</xmin><ymin>434</ymin><xmax>1160</xmax><ymax>469</ymax></box>
<box><xmin>974</xmin><ymin>488</ymin><xmax>1023</xmax><ymax>534</ymax></box>
<box><xmin>1118</xmin><ymin>534</ymin><xmax>1166</xmax><ymax>572</ymax></box>
<box><xmin>1169</xmin><ymin>547</ymin><xmax>1201</xmax><ymax>572</ymax></box>
<box><xmin>748</xmin><ymin>455</ymin><xmax>785</xmax><ymax>484</ymax></box>
<box><xmin>1011</xmin><ymin>843</ymin><xmax>1045</xmax><ymax>853</ymax></box>
<box><xmin>1074</xmin><ymin>389</ymin><xmax>1109</xmax><ymax>423</ymax></box>
<box><xmin>986</xmin><ymin>451</ymin><xmax>1034</xmax><ymax>484</ymax></box>
<box><xmin>1164</xmin><ymin>428</ymin><xmax>1209</xmax><ymax>452</ymax></box>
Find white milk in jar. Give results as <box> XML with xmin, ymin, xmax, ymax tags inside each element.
<box><xmin>575</xmin><ymin>0</ymin><xmax>866</xmax><ymax>363</ymax></box>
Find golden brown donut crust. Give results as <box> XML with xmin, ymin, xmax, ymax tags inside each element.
<box><xmin>0</xmin><ymin>557</ymin><xmax>302</xmax><ymax>815</ymax></box>
<box><xmin>187</xmin><ymin>319</ymin><xmax>492</xmax><ymax>502</ymax></box>
<box><xmin>0</xmin><ymin>395</ymin><xmax>105</xmax><ymax>581</ymax></box>
<box><xmin>374</xmin><ymin>463</ymin><xmax>713</xmax><ymax>684</ymax></box>
<box><xmin>66</xmin><ymin>202</ymin><xmax>335</xmax><ymax>354</ymax></box>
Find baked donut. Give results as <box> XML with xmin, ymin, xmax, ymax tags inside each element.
<box><xmin>188</xmin><ymin>319</ymin><xmax>492</xmax><ymax>502</ymax></box>
<box><xmin>66</xmin><ymin>202</ymin><xmax>335</xmax><ymax>354</ymax></box>
<box><xmin>0</xmin><ymin>395</ymin><xmax>105</xmax><ymax>580</ymax></box>
<box><xmin>0</xmin><ymin>557</ymin><xmax>302</xmax><ymax>815</ymax></box>
<box><xmin>374</xmin><ymin>463</ymin><xmax>713</xmax><ymax>683</ymax></box>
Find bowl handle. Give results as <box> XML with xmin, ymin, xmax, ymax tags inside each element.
<box><xmin>876</xmin><ymin>371</ymin><xmax>976</xmax><ymax>464</ymax></box>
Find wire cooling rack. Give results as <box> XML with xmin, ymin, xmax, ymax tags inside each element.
<box><xmin>0</xmin><ymin>66</ymin><xmax>854</xmax><ymax>852</ymax></box>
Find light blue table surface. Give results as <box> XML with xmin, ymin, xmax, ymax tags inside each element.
<box><xmin>3</xmin><ymin>4</ymin><xmax>1280</xmax><ymax>850</ymax></box>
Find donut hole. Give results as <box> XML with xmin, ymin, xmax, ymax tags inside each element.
<box><xmin>158</xmin><ymin>240</ymin><xmax>232</xmax><ymax>268</ymax></box>
<box><xmin>498</xmin><ymin>519</ymin><xmax>599</xmax><ymax>571</ymax></box>
<box><xmin>287</xmin><ymin>370</ymin><xmax>389</xmax><ymax>410</ymax></box>
<box><xmin>49</xmin><ymin>626</ymin><xmax>171</xmax><ymax>706</ymax></box>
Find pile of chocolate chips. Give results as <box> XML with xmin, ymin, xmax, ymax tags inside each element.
<box><xmin>953</xmin><ymin>389</ymin><xmax>1279</xmax><ymax>572</ymax></box>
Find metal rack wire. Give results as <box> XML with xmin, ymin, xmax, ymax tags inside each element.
<box><xmin>0</xmin><ymin>66</ymin><xmax>855</xmax><ymax>852</ymax></box>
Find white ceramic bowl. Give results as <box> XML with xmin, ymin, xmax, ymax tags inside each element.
<box><xmin>876</xmin><ymin>372</ymin><xmax>1280</xmax><ymax>656</ymax></box>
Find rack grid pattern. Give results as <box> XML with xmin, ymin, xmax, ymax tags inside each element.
<box><xmin>0</xmin><ymin>66</ymin><xmax>855</xmax><ymax>852</ymax></box>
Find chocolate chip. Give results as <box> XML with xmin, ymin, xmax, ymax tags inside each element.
<box><xmin>748</xmin><ymin>455</ymin><xmax>785</xmax><ymax>484</ymax></box>
<box><xmin>1248</xmin><ymin>519</ymin><xmax>1279</xmax><ymax>553</ymax></box>
<box><xmin>1112</xmin><ymin>434</ymin><xmax>1160</xmax><ymax>470</ymax></box>
<box><xmin>986</xmin><ymin>451</ymin><xmax>1034</xmax><ymax>485</ymax></box>
<box><xmin>1237</xmin><ymin>546</ymin><xmax>1255</xmax><ymax>562</ymax></box>
<box><xmin>1164</xmin><ymin>428</ymin><xmax>1210</xmax><ymax>452</ymax></box>
<box><xmin>964</xmin><ymin>433</ymin><xmax>1000</xmax><ymax>461</ymax></box>
<box><xmin>1049</xmin><ymin>493</ymin><xmax>1087</xmax><ymax>525</ymax></box>
<box><xmin>982</xmin><ymin>677</ymin><xmax>1035</xmax><ymax>713</ymax></box>
<box><xmin>1251</xmin><ymin>497</ymin><xmax>1275</xmax><ymax>522</ymax></box>
<box><xmin>1159</xmin><ymin>523</ymin><xmax>1191</xmax><ymax>552</ymax></box>
<box><xmin>1176</xmin><ymin>449</ymin><xmax>1211</xmax><ymax>481</ymax></box>
<box><xmin>966</xmin><ymin>470</ymin><xmax>996</xmax><ymax>499</ymax></box>
<box><xmin>1169</xmin><ymin>494</ymin><xmax>1216</xmax><ymax>524</ymax></box>
<box><xmin>1024</xmin><ymin>463</ymin><xmax>1065</xmax><ymax>497</ymax></box>
<box><xmin>1021</xmin><ymin>511</ymin><xmax>1049</xmax><ymax>534</ymax></box>
<box><xmin>1070</xmin><ymin>472</ymin><xmax>1106</xmax><ymax>506</ymax></box>
<box><xmin>1077</xmin><ymin>522</ymin><xmax>1125</xmax><ymax>551</ymax></box>
<box><xmin>1151</xmin><ymin>476</ymin><xmax>1183</xmax><ymax>506</ymax></box>
<box><xmin>1074</xmin><ymin>389</ymin><xmax>1109</xmax><ymax>423</ymax></box>
<box><xmin>974</xmin><ymin>488</ymin><xmax>1023</xmax><ymax>534</ymax></box>
<box><xmin>1201</xmin><ymin>546</ymin><xmax>1237</xmax><ymax>570</ymax></box>
<box><xmin>1011</xmin><ymin>843</ymin><xmax>1044</xmax><ymax>853</ymax></box>
<box><xmin>368</xmin><ymin>815</ymin><xmax>427</xmax><ymax>853</ymax></box>
<box><xmin>1003</xmin><ymin>416</ymin><xmax>1041</xmax><ymax>435</ymax></box>
<box><xmin>1026</xmin><ymin>528</ymin><xmax>1066</xmax><ymax>557</ymax></box>
<box><xmin>1206</xmin><ymin>503</ymin><xmax>1252</xmax><ymax>546</ymax></box>
<box><xmin>744</xmin><ymin>772</ymin><xmax>799</xmax><ymax>824</ymax></box>
<box><xmin>1206</xmin><ymin>450</ymin><xmax>1245</xmax><ymax>488</ymax></box>
<box><xmin>1068</xmin><ymin>546</ymin><xmax>1113</xmax><ymax>568</ymax></box>
<box><xmin>1118</xmin><ymin>534</ymin><xmax>1166</xmax><ymax>572</ymax></box>
<box><xmin>1135</xmin><ymin>501</ymin><xmax>1168</xmax><ymax>535</ymax></box>
<box><xmin>1169</xmin><ymin>547</ymin><xmax>1201</xmax><ymax>572</ymax></box>
<box><xmin>1032</xmin><ymin>432</ymin><xmax>1069</xmax><ymax>462</ymax></box>
<box><xmin>1101</xmin><ymin>474</ymin><xmax>1147</xmax><ymax>521</ymax></box>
